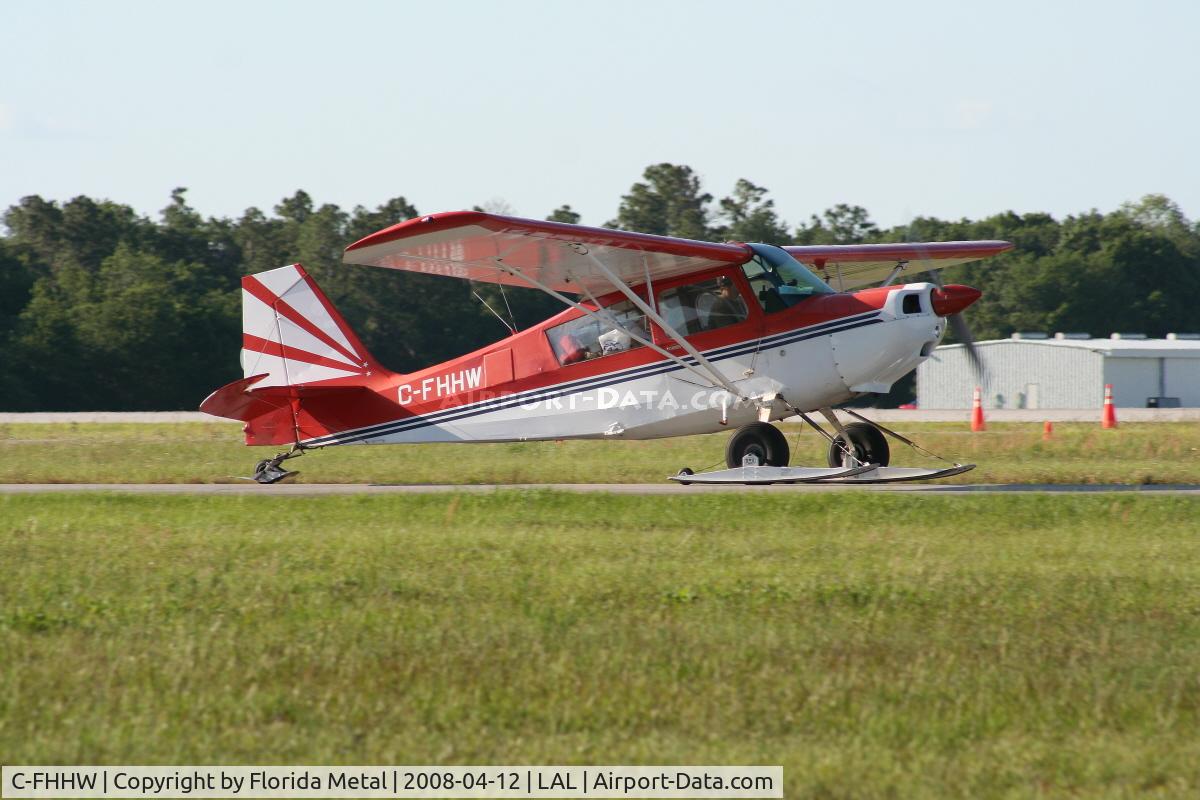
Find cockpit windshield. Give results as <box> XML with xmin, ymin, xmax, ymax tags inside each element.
<box><xmin>741</xmin><ymin>243</ymin><xmax>834</xmax><ymax>312</ymax></box>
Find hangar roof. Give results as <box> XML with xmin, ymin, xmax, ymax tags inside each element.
<box><xmin>938</xmin><ymin>336</ymin><xmax>1200</xmax><ymax>359</ymax></box>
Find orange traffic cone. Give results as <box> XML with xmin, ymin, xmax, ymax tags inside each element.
<box><xmin>971</xmin><ymin>386</ymin><xmax>986</xmax><ymax>432</ymax></box>
<box><xmin>1043</xmin><ymin>420</ymin><xmax>1053</xmax><ymax>440</ymax></box>
<box><xmin>1101</xmin><ymin>383</ymin><xmax>1117</xmax><ymax>429</ymax></box>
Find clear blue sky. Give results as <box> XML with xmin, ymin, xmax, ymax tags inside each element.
<box><xmin>3</xmin><ymin>0</ymin><xmax>1197</xmax><ymax>231</ymax></box>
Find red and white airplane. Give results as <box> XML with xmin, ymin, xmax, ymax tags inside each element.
<box><xmin>200</xmin><ymin>212</ymin><xmax>1009</xmax><ymax>484</ymax></box>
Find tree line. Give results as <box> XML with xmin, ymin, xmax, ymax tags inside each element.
<box><xmin>1</xmin><ymin>164</ymin><xmax>1198</xmax><ymax>410</ymax></box>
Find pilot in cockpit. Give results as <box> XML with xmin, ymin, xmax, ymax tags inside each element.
<box><xmin>706</xmin><ymin>276</ymin><xmax>746</xmax><ymax>329</ymax></box>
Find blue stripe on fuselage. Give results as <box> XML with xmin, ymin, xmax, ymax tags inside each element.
<box><xmin>301</xmin><ymin>311</ymin><xmax>883</xmax><ymax>446</ymax></box>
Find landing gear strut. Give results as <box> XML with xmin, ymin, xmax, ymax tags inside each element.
<box><xmin>250</xmin><ymin>444</ymin><xmax>304</xmax><ymax>484</ymax></box>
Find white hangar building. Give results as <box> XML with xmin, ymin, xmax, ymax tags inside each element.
<box><xmin>916</xmin><ymin>333</ymin><xmax>1200</xmax><ymax>409</ymax></box>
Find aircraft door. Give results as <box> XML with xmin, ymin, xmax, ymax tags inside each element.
<box><xmin>652</xmin><ymin>272</ymin><xmax>762</xmax><ymax>346</ymax></box>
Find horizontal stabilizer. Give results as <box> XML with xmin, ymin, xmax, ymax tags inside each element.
<box><xmin>201</xmin><ymin>374</ymin><xmax>386</xmax><ymax>422</ymax></box>
<box><xmin>201</xmin><ymin>374</ymin><xmax>398</xmax><ymax>446</ymax></box>
<box><xmin>199</xmin><ymin>373</ymin><xmax>283</xmax><ymax>420</ymax></box>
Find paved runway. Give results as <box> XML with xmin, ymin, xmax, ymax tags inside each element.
<box><xmin>3</xmin><ymin>483</ymin><xmax>1200</xmax><ymax>495</ymax></box>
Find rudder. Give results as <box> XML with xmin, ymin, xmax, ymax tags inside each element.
<box><xmin>240</xmin><ymin>263</ymin><xmax>381</xmax><ymax>387</ymax></box>
<box><xmin>201</xmin><ymin>264</ymin><xmax>399</xmax><ymax>446</ymax></box>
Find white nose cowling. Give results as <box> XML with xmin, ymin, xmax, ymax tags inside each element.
<box><xmin>831</xmin><ymin>319</ymin><xmax>933</xmax><ymax>395</ymax></box>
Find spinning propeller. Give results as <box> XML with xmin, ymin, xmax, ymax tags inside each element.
<box><xmin>927</xmin><ymin>271</ymin><xmax>985</xmax><ymax>377</ymax></box>
<box><xmin>898</xmin><ymin>216</ymin><xmax>987</xmax><ymax>378</ymax></box>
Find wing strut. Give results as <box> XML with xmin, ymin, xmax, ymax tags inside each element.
<box><xmin>491</xmin><ymin>259</ymin><xmax>732</xmax><ymax>392</ymax></box>
<box><xmin>880</xmin><ymin>260</ymin><xmax>908</xmax><ymax>287</ymax></box>
<box><xmin>581</xmin><ymin>250</ymin><xmax>745</xmax><ymax>397</ymax></box>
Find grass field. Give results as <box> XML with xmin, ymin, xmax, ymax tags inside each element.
<box><xmin>2</xmin><ymin>421</ymin><xmax>1200</xmax><ymax>484</ymax></box>
<box><xmin>2</xmin><ymin>492</ymin><xmax>1200</xmax><ymax>797</ymax></box>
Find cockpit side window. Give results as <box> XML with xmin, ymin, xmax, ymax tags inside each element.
<box><xmin>546</xmin><ymin>299</ymin><xmax>649</xmax><ymax>365</ymax></box>
<box><xmin>657</xmin><ymin>276</ymin><xmax>749</xmax><ymax>336</ymax></box>
<box><xmin>742</xmin><ymin>243</ymin><xmax>835</xmax><ymax>312</ymax></box>
<box><xmin>742</xmin><ymin>256</ymin><xmax>787</xmax><ymax>313</ymax></box>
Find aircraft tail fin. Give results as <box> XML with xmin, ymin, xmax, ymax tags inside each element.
<box><xmin>201</xmin><ymin>264</ymin><xmax>399</xmax><ymax>446</ymax></box>
<box><xmin>238</xmin><ymin>263</ymin><xmax>383</xmax><ymax>387</ymax></box>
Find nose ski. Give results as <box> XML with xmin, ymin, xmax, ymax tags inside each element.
<box><xmin>670</xmin><ymin>405</ymin><xmax>975</xmax><ymax>485</ymax></box>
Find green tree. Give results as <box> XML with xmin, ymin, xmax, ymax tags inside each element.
<box><xmin>0</xmin><ymin>238</ymin><xmax>35</xmax><ymax>334</ymax></box>
<box><xmin>938</xmin><ymin>197</ymin><xmax>1200</xmax><ymax>342</ymax></box>
<box><xmin>12</xmin><ymin>245</ymin><xmax>237</xmax><ymax>409</ymax></box>
<box><xmin>3</xmin><ymin>194</ymin><xmax>152</xmax><ymax>275</ymax></box>
<box><xmin>609</xmin><ymin>163</ymin><xmax>713</xmax><ymax>239</ymax></box>
<box><xmin>1119</xmin><ymin>194</ymin><xmax>1197</xmax><ymax>256</ymax></box>
<box><xmin>275</xmin><ymin>190</ymin><xmax>314</xmax><ymax>226</ymax></box>
<box><xmin>345</xmin><ymin>197</ymin><xmax>420</xmax><ymax>243</ymax></box>
<box><xmin>0</xmin><ymin>239</ymin><xmax>37</xmax><ymax>407</ymax></box>
<box><xmin>714</xmin><ymin>179</ymin><xmax>789</xmax><ymax>243</ymax></box>
<box><xmin>546</xmin><ymin>205</ymin><xmax>581</xmax><ymax>224</ymax></box>
<box><xmin>794</xmin><ymin>204</ymin><xmax>879</xmax><ymax>244</ymax></box>
<box><xmin>155</xmin><ymin>188</ymin><xmax>242</xmax><ymax>285</ymax></box>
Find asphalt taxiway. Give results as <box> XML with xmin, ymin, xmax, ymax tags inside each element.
<box><xmin>2</xmin><ymin>483</ymin><xmax>1200</xmax><ymax>495</ymax></box>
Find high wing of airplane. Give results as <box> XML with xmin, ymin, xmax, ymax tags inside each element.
<box><xmin>782</xmin><ymin>241</ymin><xmax>1009</xmax><ymax>292</ymax></box>
<box><xmin>342</xmin><ymin>211</ymin><xmax>749</xmax><ymax>294</ymax></box>
<box><xmin>342</xmin><ymin>210</ymin><xmax>1007</xmax><ymax>295</ymax></box>
<box><xmin>202</xmin><ymin>211</ymin><xmax>1010</xmax><ymax>485</ymax></box>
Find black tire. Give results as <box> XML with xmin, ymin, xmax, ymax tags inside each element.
<box><xmin>725</xmin><ymin>423</ymin><xmax>790</xmax><ymax>468</ymax></box>
<box><xmin>827</xmin><ymin>422</ymin><xmax>890</xmax><ymax>468</ymax></box>
<box><xmin>676</xmin><ymin>467</ymin><xmax>694</xmax><ymax>486</ymax></box>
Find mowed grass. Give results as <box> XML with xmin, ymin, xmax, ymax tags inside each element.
<box><xmin>1</xmin><ymin>421</ymin><xmax>1199</xmax><ymax>484</ymax></box>
<box><xmin>2</xmin><ymin>492</ymin><xmax>1200</xmax><ymax>797</ymax></box>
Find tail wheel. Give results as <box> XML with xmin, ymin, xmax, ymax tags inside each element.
<box><xmin>827</xmin><ymin>422</ymin><xmax>890</xmax><ymax>468</ymax></box>
<box><xmin>725</xmin><ymin>423</ymin><xmax>790</xmax><ymax>468</ymax></box>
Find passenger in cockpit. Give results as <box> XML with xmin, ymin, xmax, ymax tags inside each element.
<box><xmin>558</xmin><ymin>333</ymin><xmax>587</xmax><ymax>364</ymax></box>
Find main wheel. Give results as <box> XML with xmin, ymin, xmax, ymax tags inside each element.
<box><xmin>725</xmin><ymin>422</ymin><xmax>790</xmax><ymax>468</ymax></box>
<box><xmin>827</xmin><ymin>422</ymin><xmax>890</xmax><ymax>468</ymax></box>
